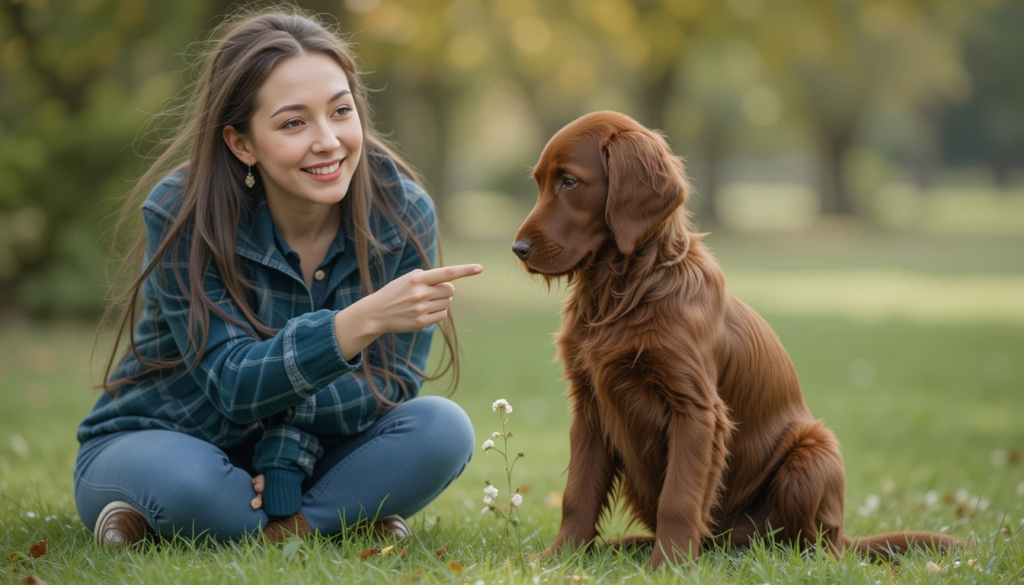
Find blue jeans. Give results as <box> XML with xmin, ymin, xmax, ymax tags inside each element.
<box><xmin>74</xmin><ymin>396</ymin><xmax>474</xmax><ymax>541</ymax></box>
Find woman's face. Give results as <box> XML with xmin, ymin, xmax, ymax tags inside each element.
<box><xmin>229</xmin><ymin>52</ymin><xmax>364</xmax><ymax>207</ymax></box>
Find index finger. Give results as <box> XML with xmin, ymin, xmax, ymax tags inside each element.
<box><xmin>419</xmin><ymin>264</ymin><xmax>483</xmax><ymax>285</ymax></box>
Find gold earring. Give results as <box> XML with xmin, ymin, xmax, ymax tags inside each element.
<box><xmin>245</xmin><ymin>164</ymin><xmax>255</xmax><ymax>188</ymax></box>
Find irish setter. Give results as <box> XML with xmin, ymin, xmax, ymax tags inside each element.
<box><xmin>512</xmin><ymin>111</ymin><xmax>966</xmax><ymax>569</ymax></box>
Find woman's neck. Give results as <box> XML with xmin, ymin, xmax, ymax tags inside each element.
<box><xmin>263</xmin><ymin>187</ymin><xmax>342</xmax><ymax>250</ymax></box>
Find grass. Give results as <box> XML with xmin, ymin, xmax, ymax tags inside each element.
<box><xmin>2</xmin><ymin>230</ymin><xmax>1024</xmax><ymax>583</ymax></box>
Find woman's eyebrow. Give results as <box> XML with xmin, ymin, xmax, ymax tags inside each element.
<box><xmin>270</xmin><ymin>89</ymin><xmax>352</xmax><ymax>118</ymax></box>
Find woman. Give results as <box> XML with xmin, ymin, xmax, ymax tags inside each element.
<box><xmin>75</xmin><ymin>10</ymin><xmax>480</xmax><ymax>547</ymax></box>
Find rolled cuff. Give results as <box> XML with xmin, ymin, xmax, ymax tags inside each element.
<box><xmin>283</xmin><ymin>309</ymin><xmax>363</xmax><ymax>398</ymax></box>
<box><xmin>263</xmin><ymin>469</ymin><xmax>305</xmax><ymax>517</ymax></box>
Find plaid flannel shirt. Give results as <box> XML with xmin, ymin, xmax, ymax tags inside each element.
<box><xmin>77</xmin><ymin>154</ymin><xmax>437</xmax><ymax>516</ymax></box>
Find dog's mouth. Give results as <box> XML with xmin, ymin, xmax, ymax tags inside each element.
<box><xmin>520</xmin><ymin>250</ymin><xmax>594</xmax><ymax>280</ymax></box>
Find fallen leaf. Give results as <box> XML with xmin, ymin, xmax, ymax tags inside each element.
<box><xmin>518</xmin><ymin>484</ymin><xmax>532</xmax><ymax>495</ymax></box>
<box><xmin>447</xmin><ymin>560</ymin><xmax>463</xmax><ymax>576</ymax></box>
<box><xmin>20</xmin><ymin>576</ymin><xmax>49</xmax><ymax>585</ymax></box>
<box><xmin>380</xmin><ymin>545</ymin><xmax>395</xmax><ymax>556</ymax></box>
<box><xmin>1009</xmin><ymin>450</ymin><xmax>1022</xmax><ymax>465</ymax></box>
<box><xmin>1003</xmin><ymin>525</ymin><xmax>1013</xmax><ymax>537</ymax></box>
<box><xmin>400</xmin><ymin>548</ymin><xmax>407</xmax><ymax>559</ymax></box>
<box><xmin>955</xmin><ymin>503</ymin><xmax>976</xmax><ymax>518</ymax></box>
<box><xmin>926</xmin><ymin>561</ymin><xmax>942</xmax><ymax>574</ymax></box>
<box><xmin>435</xmin><ymin>544</ymin><xmax>448</xmax><ymax>557</ymax></box>
<box><xmin>28</xmin><ymin>539</ymin><xmax>47</xmax><ymax>559</ymax></box>
<box><xmin>359</xmin><ymin>549</ymin><xmax>381</xmax><ymax>561</ymax></box>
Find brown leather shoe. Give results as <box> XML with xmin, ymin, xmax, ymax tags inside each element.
<box><xmin>369</xmin><ymin>515</ymin><xmax>412</xmax><ymax>541</ymax></box>
<box><xmin>263</xmin><ymin>511</ymin><xmax>313</xmax><ymax>543</ymax></box>
<box><xmin>93</xmin><ymin>501</ymin><xmax>152</xmax><ymax>547</ymax></box>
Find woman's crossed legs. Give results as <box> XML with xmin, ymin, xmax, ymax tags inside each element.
<box><xmin>74</xmin><ymin>396</ymin><xmax>474</xmax><ymax>541</ymax></box>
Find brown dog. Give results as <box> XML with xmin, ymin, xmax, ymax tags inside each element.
<box><xmin>512</xmin><ymin>111</ymin><xmax>966</xmax><ymax>569</ymax></box>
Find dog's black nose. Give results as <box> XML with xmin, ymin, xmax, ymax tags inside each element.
<box><xmin>512</xmin><ymin>240</ymin><xmax>533</xmax><ymax>260</ymax></box>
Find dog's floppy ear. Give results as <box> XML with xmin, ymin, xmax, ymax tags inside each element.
<box><xmin>602</xmin><ymin>129</ymin><xmax>689</xmax><ymax>256</ymax></box>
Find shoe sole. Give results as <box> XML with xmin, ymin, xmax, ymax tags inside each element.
<box><xmin>93</xmin><ymin>500</ymin><xmax>145</xmax><ymax>547</ymax></box>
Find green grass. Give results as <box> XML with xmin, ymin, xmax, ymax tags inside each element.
<box><xmin>2</xmin><ymin>231</ymin><xmax>1024</xmax><ymax>583</ymax></box>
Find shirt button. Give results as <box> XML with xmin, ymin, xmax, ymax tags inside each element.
<box><xmin>314</xmin><ymin>269</ymin><xmax>326</xmax><ymax>282</ymax></box>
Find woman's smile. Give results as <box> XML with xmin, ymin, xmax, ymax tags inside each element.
<box><xmin>302</xmin><ymin>158</ymin><xmax>345</xmax><ymax>182</ymax></box>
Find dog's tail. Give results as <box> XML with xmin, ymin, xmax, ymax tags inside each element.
<box><xmin>842</xmin><ymin>531</ymin><xmax>970</xmax><ymax>560</ymax></box>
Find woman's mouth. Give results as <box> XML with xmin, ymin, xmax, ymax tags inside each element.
<box><xmin>302</xmin><ymin>159</ymin><xmax>344</xmax><ymax>182</ymax></box>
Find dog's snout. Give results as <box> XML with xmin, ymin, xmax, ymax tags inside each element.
<box><xmin>512</xmin><ymin>240</ymin><xmax>533</xmax><ymax>261</ymax></box>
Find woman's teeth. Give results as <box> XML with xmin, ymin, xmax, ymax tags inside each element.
<box><xmin>303</xmin><ymin>161</ymin><xmax>341</xmax><ymax>175</ymax></box>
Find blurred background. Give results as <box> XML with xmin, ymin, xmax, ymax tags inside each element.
<box><xmin>1</xmin><ymin>0</ymin><xmax>1023</xmax><ymax>316</ymax></box>
<box><xmin>1</xmin><ymin>0</ymin><xmax>1023</xmax><ymax>552</ymax></box>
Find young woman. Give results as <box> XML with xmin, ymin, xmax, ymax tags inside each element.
<box><xmin>75</xmin><ymin>10</ymin><xmax>481</xmax><ymax>547</ymax></box>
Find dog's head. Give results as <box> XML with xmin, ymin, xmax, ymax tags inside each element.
<box><xmin>512</xmin><ymin>111</ymin><xmax>691</xmax><ymax>276</ymax></box>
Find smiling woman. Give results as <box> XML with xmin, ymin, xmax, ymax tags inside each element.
<box><xmin>75</xmin><ymin>8</ymin><xmax>482</xmax><ymax>549</ymax></box>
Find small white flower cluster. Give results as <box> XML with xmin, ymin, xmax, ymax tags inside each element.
<box><xmin>481</xmin><ymin>439</ymin><xmax>494</xmax><ymax>451</ymax></box>
<box><xmin>492</xmin><ymin>398</ymin><xmax>512</xmax><ymax>413</ymax></box>
<box><xmin>482</xmin><ymin>483</ymin><xmax>499</xmax><ymax>513</ymax></box>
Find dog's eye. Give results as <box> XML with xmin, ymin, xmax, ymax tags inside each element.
<box><xmin>561</xmin><ymin>176</ymin><xmax>578</xmax><ymax>189</ymax></box>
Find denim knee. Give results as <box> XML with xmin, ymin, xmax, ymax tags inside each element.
<box><xmin>403</xmin><ymin>396</ymin><xmax>475</xmax><ymax>476</ymax></box>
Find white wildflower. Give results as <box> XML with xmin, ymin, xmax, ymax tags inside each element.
<box><xmin>482</xmin><ymin>506</ymin><xmax>491</xmax><ymax>514</ymax></box>
<box><xmin>483</xmin><ymin>495</ymin><xmax>494</xmax><ymax>505</ymax></box>
<box><xmin>10</xmin><ymin>434</ymin><xmax>29</xmax><ymax>458</ymax></box>
<box><xmin>857</xmin><ymin>494</ymin><xmax>880</xmax><ymax>517</ymax></box>
<box><xmin>511</xmin><ymin>493</ymin><xmax>523</xmax><ymax>507</ymax></box>
<box><xmin>492</xmin><ymin>432</ymin><xmax>501</xmax><ymax>439</ymax></box>
<box><xmin>484</xmin><ymin>484</ymin><xmax>499</xmax><ymax>498</ymax></box>
<box><xmin>26</xmin><ymin>512</ymin><xmax>37</xmax><ymax>519</ymax></box>
<box><xmin>481</xmin><ymin>439</ymin><xmax>495</xmax><ymax>451</ymax></box>
<box><xmin>492</xmin><ymin>399</ymin><xmax>513</xmax><ymax>414</ymax></box>
<box><xmin>924</xmin><ymin>491</ymin><xmax>940</xmax><ymax>507</ymax></box>
<box><xmin>1016</xmin><ymin>481</ymin><xmax>1024</xmax><ymax>497</ymax></box>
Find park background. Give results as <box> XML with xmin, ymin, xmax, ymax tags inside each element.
<box><xmin>1</xmin><ymin>0</ymin><xmax>1023</xmax><ymax>582</ymax></box>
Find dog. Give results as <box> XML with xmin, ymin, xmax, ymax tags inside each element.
<box><xmin>512</xmin><ymin>111</ymin><xmax>966</xmax><ymax>568</ymax></box>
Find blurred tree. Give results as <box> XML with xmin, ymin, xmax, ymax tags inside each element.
<box><xmin>940</xmin><ymin>0</ymin><xmax>1024</xmax><ymax>188</ymax></box>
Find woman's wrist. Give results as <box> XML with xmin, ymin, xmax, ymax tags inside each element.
<box><xmin>333</xmin><ymin>299</ymin><xmax>380</xmax><ymax>362</ymax></box>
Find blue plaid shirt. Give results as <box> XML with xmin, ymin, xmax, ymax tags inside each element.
<box><xmin>78</xmin><ymin>154</ymin><xmax>437</xmax><ymax>515</ymax></box>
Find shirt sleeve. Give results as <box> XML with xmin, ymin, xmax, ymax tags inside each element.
<box><xmin>140</xmin><ymin>197</ymin><xmax>362</xmax><ymax>425</ymax></box>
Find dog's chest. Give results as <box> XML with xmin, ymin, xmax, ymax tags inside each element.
<box><xmin>565</xmin><ymin>328</ymin><xmax>671</xmax><ymax>464</ymax></box>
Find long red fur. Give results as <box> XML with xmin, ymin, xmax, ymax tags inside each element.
<box><xmin>515</xmin><ymin>111</ymin><xmax>968</xmax><ymax>568</ymax></box>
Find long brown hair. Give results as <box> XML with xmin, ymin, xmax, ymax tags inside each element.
<box><xmin>96</xmin><ymin>8</ymin><xmax>460</xmax><ymax>406</ymax></box>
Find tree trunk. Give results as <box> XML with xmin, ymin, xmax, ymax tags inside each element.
<box><xmin>818</xmin><ymin>127</ymin><xmax>856</xmax><ymax>216</ymax></box>
<box><xmin>697</xmin><ymin>127</ymin><xmax>724</xmax><ymax>225</ymax></box>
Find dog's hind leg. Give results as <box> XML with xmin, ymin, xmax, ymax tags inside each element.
<box><xmin>759</xmin><ymin>420</ymin><xmax>847</xmax><ymax>557</ymax></box>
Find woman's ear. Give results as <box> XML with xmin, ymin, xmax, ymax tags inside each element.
<box><xmin>222</xmin><ymin>125</ymin><xmax>255</xmax><ymax>165</ymax></box>
<box><xmin>601</xmin><ymin>129</ymin><xmax>690</xmax><ymax>256</ymax></box>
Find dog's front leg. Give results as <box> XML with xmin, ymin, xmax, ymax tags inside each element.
<box><xmin>542</xmin><ymin>400</ymin><xmax>616</xmax><ymax>556</ymax></box>
<box><xmin>649</xmin><ymin>397</ymin><xmax>731</xmax><ymax>569</ymax></box>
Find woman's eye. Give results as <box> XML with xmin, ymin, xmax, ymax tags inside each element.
<box><xmin>334</xmin><ymin>105</ymin><xmax>352</xmax><ymax>116</ymax></box>
<box><xmin>283</xmin><ymin>119</ymin><xmax>303</xmax><ymax>129</ymax></box>
<box><xmin>562</xmin><ymin>176</ymin><xmax>578</xmax><ymax>189</ymax></box>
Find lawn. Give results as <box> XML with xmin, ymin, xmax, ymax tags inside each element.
<box><xmin>2</xmin><ymin>230</ymin><xmax>1023</xmax><ymax>583</ymax></box>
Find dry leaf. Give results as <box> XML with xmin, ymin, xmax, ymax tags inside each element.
<box><xmin>1003</xmin><ymin>525</ymin><xmax>1013</xmax><ymax>537</ymax></box>
<box><xmin>20</xmin><ymin>576</ymin><xmax>49</xmax><ymax>585</ymax></box>
<box><xmin>925</xmin><ymin>561</ymin><xmax>941</xmax><ymax>574</ymax></box>
<box><xmin>518</xmin><ymin>484</ymin><xmax>532</xmax><ymax>495</ymax></box>
<box><xmin>955</xmin><ymin>503</ymin><xmax>976</xmax><ymax>518</ymax></box>
<box><xmin>400</xmin><ymin>548</ymin><xmax>407</xmax><ymax>559</ymax></box>
<box><xmin>28</xmin><ymin>539</ymin><xmax>47</xmax><ymax>559</ymax></box>
<box><xmin>380</xmin><ymin>545</ymin><xmax>395</xmax><ymax>556</ymax></box>
<box><xmin>447</xmin><ymin>560</ymin><xmax>463</xmax><ymax>576</ymax></box>
<box><xmin>1009</xmin><ymin>449</ymin><xmax>1021</xmax><ymax>465</ymax></box>
<box><xmin>359</xmin><ymin>549</ymin><xmax>381</xmax><ymax>561</ymax></box>
<box><xmin>435</xmin><ymin>544</ymin><xmax>448</xmax><ymax>557</ymax></box>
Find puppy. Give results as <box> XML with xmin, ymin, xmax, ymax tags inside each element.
<box><xmin>513</xmin><ymin>111</ymin><xmax>966</xmax><ymax>568</ymax></box>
